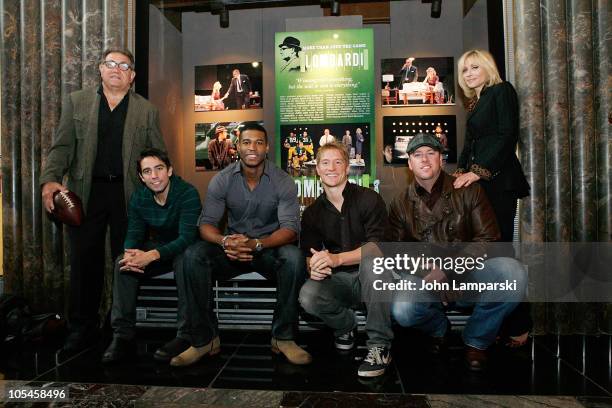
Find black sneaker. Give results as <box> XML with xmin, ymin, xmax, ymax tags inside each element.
<box><xmin>334</xmin><ymin>327</ymin><xmax>357</xmax><ymax>351</ymax></box>
<box><xmin>357</xmin><ymin>346</ymin><xmax>391</xmax><ymax>377</ymax></box>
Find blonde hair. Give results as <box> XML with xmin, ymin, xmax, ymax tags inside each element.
<box><xmin>316</xmin><ymin>141</ymin><xmax>349</xmax><ymax>165</ymax></box>
<box><xmin>457</xmin><ymin>49</ymin><xmax>502</xmax><ymax>99</ymax></box>
<box><xmin>212</xmin><ymin>81</ymin><xmax>222</xmax><ymax>92</ymax></box>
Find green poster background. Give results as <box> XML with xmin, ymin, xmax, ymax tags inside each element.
<box><xmin>275</xmin><ymin>28</ymin><xmax>376</xmax><ymax>182</ymax></box>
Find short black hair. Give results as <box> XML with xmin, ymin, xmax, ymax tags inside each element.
<box><xmin>239</xmin><ymin>122</ymin><xmax>268</xmax><ymax>144</ymax></box>
<box><xmin>136</xmin><ymin>148</ymin><xmax>171</xmax><ymax>175</ymax></box>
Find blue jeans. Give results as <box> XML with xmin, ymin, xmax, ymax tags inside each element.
<box><xmin>392</xmin><ymin>257</ymin><xmax>527</xmax><ymax>350</ymax></box>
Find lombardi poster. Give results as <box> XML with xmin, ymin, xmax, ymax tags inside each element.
<box><xmin>274</xmin><ymin>28</ymin><xmax>376</xmax><ymax>203</ymax></box>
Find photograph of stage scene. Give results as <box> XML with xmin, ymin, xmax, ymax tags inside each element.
<box><xmin>194</xmin><ymin>62</ymin><xmax>263</xmax><ymax>111</ymax></box>
<box><xmin>279</xmin><ymin>123</ymin><xmax>370</xmax><ymax>177</ymax></box>
<box><xmin>195</xmin><ymin>121</ymin><xmax>263</xmax><ymax>171</ymax></box>
<box><xmin>381</xmin><ymin>57</ymin><xmax>455</xmax><ymax>106</ymax></box>
<box><xmin>383</xmin><ymin>115</ymin><xmax>457</xmax><ymax>165</ymax></box>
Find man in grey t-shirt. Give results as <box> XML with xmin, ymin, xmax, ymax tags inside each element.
<box><xmin>171</xmin><ymin>122</ymin><xmax>311</xmax><ymax>367</ymax></box>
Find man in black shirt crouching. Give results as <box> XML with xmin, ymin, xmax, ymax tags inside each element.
<box><xmin>298</xmin><ymin>141</ymin><xmax>392</xmax><ymax>378</ymax></box>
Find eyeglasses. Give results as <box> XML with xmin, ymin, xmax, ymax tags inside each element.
<box><xmin>102</xmin><ymin>60</ymin><xmax>132</xmax><ymax>71</ymax></box>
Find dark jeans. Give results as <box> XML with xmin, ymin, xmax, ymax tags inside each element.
<box><xmin>110</xmin><ymin>242</ymin><xmax>187</xmax><ymax>341</ymax></box>
<box><xmin>299</xmin><ymin>269</ymin><xmax>394</xmax><ymax>348</ymax></box>
<box><xmin>67</xmin><ymin>181</ymin><xmax>127</xmax><ymax>329</ymax></box>
<box><xmin>182</xmin><ymin>241</ymin><xmax>306</xmax><ymax>347</ymax></box>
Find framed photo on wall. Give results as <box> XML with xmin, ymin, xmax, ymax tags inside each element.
<box><xmin>380</xmin><ymin>57</ymin><xmax>455</xmax><ymax>107</ymax></box>
<box><xmin>194</xmin><ymin>62</ymin><xmax>263</xmax><ymax>111</ymax></box>
<box><xmin>383</xmin><ymin>115</ymin><xmax>457</xmax><ymax>165</ymax></box>
<box><xmin>279</xmin><ymin>123</ymin><xmax>371</xmax><ymax>177</ymax></box>
<box><xmin>195</xmin><ymin>121</ymin><xmax>265</xmax><ymax>171</ymax></box>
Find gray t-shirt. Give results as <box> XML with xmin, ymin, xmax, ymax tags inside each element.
<box><xmin>198</xmin><ymin>160</ymin><xmax>300</xmax><ymax>237</ymax></box>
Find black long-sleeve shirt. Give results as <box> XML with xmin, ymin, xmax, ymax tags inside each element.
<box><xmin>300</xmin><ymin>182</ymin><xmax>388</xmax><ymax>273</ymax></box>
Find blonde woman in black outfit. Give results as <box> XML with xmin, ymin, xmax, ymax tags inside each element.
<box><xmin>454</xmin><ymin>49</ymin><xmax>531</xmax><ymax>347</ymax></box>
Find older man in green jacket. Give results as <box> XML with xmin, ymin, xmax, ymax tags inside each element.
<box><xmin>40</xmin><ymin>47</ymin><xmax>166</xmax><ymax>352</ymax></box>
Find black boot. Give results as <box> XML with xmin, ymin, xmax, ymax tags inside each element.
<box><xmin>63</xmin><ymin>324</ymin><xmax>99</xmax><ymax>352</ymax></box>
<box><xmin>102</xmin><ymin>337</ymin><xmax>137</xmax><ymax>364</ymax></box>
<box><xmin>154</xmin><ymin>337</ymin><xmax>190</xmax><ymax>362</ymax></box>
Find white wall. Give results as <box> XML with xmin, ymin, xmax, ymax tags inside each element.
<box><xmin>149</xmin><ymin>5</ymin><xmax>184</xmax><ymax>174</ymax></box>
<box><xmin>463</xmin><ymin>0</ymin><xmax>489</xmax><ymax>52</ymax></box>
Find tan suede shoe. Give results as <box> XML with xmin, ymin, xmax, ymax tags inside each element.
<box><xmin>170</xmin><ymin>336</ymin><xmax>221</xmax><ymax>367</ymax></box>
<box><xmin>271</xmin><ymin>338</ymin><xmax>312</xmax><ymax>365</ymax></box>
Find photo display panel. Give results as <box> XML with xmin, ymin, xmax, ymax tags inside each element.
<box><xmin>194</xmin><ymin>62</ymin><xmax>263</xmax><ymax>112</ymax></box>
<box><xmin>275</xmin><ymin>29</ymin><xmax>376</xmax><ymax>207</ymax></box>
<box><xmin>380</xmin><ymin>57</ymin><xmax>455</xmax><ymax>107</ymax></box>
<box><xmin>382</xmin><ymin>115</ymin><xmax>457</xmax><ymax>165</ymax></box>
<box><xmin>195</xmin><ymin>121</ymin><xmax>265</xmax><ymax>171</ymax></box>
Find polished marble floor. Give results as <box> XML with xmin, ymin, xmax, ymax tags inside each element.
<box><xmin>0</xmin><ymin>327</ymin><xmax>611</xmax><ymax>407</ymax></box>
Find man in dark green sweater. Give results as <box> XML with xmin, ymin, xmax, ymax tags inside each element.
<box><xmin>102</xmin><ymin>148</ymin><xmax>202</xmax><ymax>364</ymax></box>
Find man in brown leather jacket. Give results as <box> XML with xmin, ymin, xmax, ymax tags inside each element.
<box><xmin>387</xmin><ymin>133</ymin><xmax>526</xmax><ymax>371</ymax></box>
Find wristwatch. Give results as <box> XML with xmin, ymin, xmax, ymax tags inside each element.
<box><xmin>254</xmin><ymin>239</ymin><xmax>264</xmax><ymax>252</ymax></box>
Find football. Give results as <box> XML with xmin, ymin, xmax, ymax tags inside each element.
<box><xmin>52</xmin><ymin>190</ymin><xmax>84</xmax><ymax>227</ymax></box>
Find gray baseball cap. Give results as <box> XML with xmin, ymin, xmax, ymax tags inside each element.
<box><xmin>406</xmin><ymin>133</ymin><xmax>443</xmax><ymax>154</ymax></box>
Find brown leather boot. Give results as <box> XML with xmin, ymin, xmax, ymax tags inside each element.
<box><xmin>271</xmin><ymin>338</ymin><xmax>312</xmax><ymax>365</ymax></box>
<box><xmin>170</xmin><ymin>336</ymin><xmax>221</xmax><ymax>367</ymax></box>
<box><xmin>465</xmin><ymin>345</ymin><xmax>487</xmax><ymax>371</ymax></box>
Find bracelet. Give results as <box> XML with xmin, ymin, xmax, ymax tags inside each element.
<box><xmin>221</xmin><ymin>235</ymin><xmax>230</xmax><ymax>249</ymax></box>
